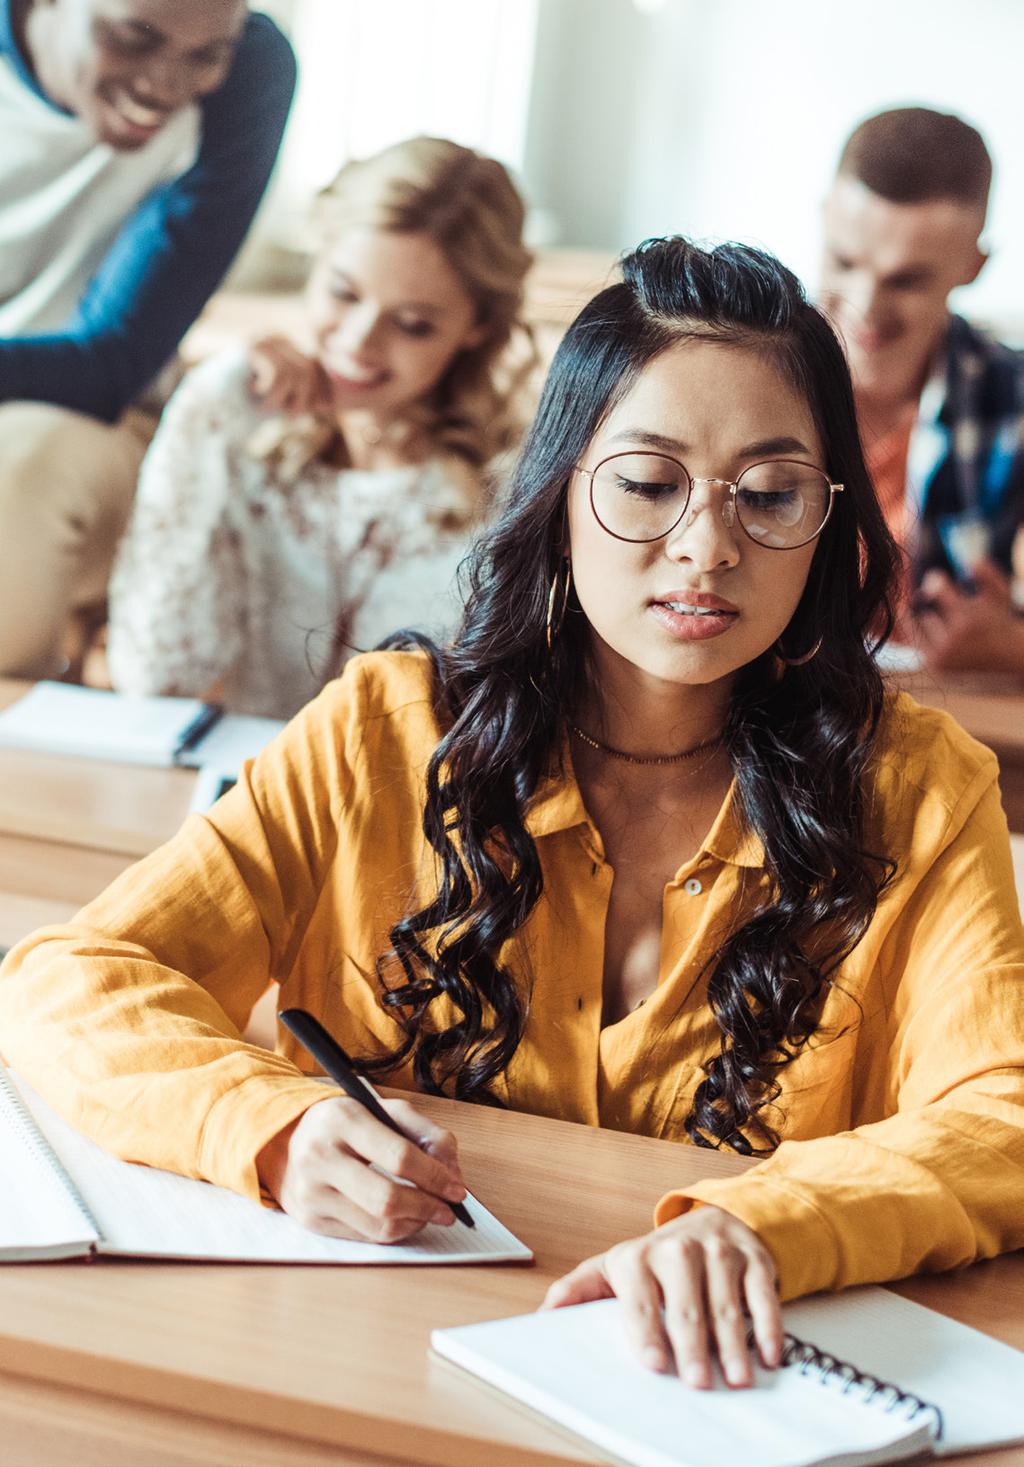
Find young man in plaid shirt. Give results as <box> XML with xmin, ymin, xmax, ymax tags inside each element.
<box><xmin>820</xmin><ymin>106</ymin><xmax>1024</xmax><ymax>676</ymax></box>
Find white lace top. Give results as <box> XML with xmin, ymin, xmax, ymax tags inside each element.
<box><xmin>108</xmin><ymin>350</ymin><xmax>489</xmax><ymax>718</ymax></box>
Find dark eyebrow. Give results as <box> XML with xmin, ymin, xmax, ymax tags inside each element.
<box><xmin>606</xmin><ymin>429</ymin><xmax>686</xmax><ymax>452</ymax></box>
<box><xmin>606</xmin><ymin>429</ymin><xmax>813</xmax><ymax>458</ymax></box>
<box><xmin>103</xmin><ymin>16</ymin><xmax>241</xmax><ymax>48</ymax></box>
<box><xmin>739</xmin><ymin>436</ymin><xmax>812</xmax><ymax>458</ymax></box>
<box><xmin>103</xmin><ymin>18</ymin><xmax>161</xmax><ymax>37</ymax></box>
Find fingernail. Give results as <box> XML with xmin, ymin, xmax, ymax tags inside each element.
<box><xmin>432</xmin><ymin>1207</ymin><xmax>453</xmax><ymax>1225</ymax></box>
<box><xmin>683</xmin><ymin>1363</ymin><xmax>708</xmax><ymax>1389</ymax></box>
<box><xmin>643</xmin><ymin>1346</ymin><xmax>667</xmax><ymax>1372</ymax></box>
<box><xmin>725</xmin><ymin>1359</ymin><xmax>749</xmax><ymax>1387</ymax></box>
<box><xmin>444</xmin><ymin>1181</ymin><xmax>467</xmax><ymax>1202</ymax></box>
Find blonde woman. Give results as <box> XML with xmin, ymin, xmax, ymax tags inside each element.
<box><xmin>107</xmin><ymin>136</ymin><xmax>532</xmax><ymax>718</ymax></box>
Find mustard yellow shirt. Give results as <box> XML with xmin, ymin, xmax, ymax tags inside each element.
<box><xmin>1</xmin><ymin>651</ymin><xmax>1023</xmax><ymax>1301</ymax></box>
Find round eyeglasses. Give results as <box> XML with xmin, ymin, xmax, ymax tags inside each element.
<box><xmin>576</xmin><ymin>452</ymin><xmax>844</xmax><ymax>550</ymax></box>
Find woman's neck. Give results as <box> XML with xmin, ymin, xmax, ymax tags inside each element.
<box><xmin>575</xmin><ymin>655</ymin><xmax>732</xmax><ymax>762</ymax></box>
<box><xmin>336</xmin><ymin>410</ymin><xmax>425</xmax><ymax>471</ymax></box>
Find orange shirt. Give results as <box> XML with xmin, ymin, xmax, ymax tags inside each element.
<box><xmin>864</xmin><ymin>414</ymin><xmax>915</xmax><ymax>625</ymax></box>
<box><xmin>865</xmin><ymin>417</ymin><xmax>914</xmax><ymax>549</ymax></box>
<box><xmin>1</xmin><ymin>651</ymin><xmax>1023</xmax><ymax>1302</ymax></box>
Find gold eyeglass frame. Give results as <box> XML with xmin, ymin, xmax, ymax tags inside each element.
<box><xmin>575</xmin><ymin>452</ymin><xmax>844</xmax><ymax>550</ymax></box>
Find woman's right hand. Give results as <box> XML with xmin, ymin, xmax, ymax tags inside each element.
<box><xmin>247</xmin><ymin>336</ymin><xmax>334</xmax><ymax>417</ymax></box>
<box><xmin>256</xmin><ymin>1096</ymin><xmax>468</xmax><ymax>1243</ymax></box>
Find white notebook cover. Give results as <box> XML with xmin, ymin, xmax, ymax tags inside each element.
<box><xmin>0</xmin><ymin>682</ymin><xmax>212</xmax><ymax>766</ymax></box>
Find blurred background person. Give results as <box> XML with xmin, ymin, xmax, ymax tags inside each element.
<box><xmin>107</xmin><ymin>135</ymin><xmax>533</xmax><ymax>719</ymax></box>
<box><xmin>0</xmin><ymin>0</ymin><xmax>295</xmax><ymax>678</ymax></box>
<box><xmin>819</xmin><ymin>106</ymin><xmax>1024</xmax><ymax>675</ymax></box>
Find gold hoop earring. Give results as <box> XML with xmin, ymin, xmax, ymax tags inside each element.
<box><xmin>546</xmin><ymin>559</ymin><xmax>572</xmax><ymax>650</ymax></box>
<box><xmin>775</xmin><ymin>635</ymin><xmax>823</xmax><ymax>667</ymax></box>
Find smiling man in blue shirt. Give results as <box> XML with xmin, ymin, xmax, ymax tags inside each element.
<box><xmin>0</xmin><ymin>0</ymin><xmax>295</xmax><ymax>677</ymax></box>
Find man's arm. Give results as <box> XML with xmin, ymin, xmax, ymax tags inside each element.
<box><xmin>914</xmin><ymin>558</ymin><xmax>1024</xmax><ymax>677</ymax></box>
<box><xmin>0</xmin><ymin>14</ymin><xmax>296</xmax><ymax>421</ymax></box>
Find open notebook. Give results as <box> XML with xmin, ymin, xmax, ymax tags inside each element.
<box><xmin>432</xmin><ymin>1290</ymin><xmax>1024</xmax><ymax>1467</ymax></box>
<box><xmin>0</xmin><ymin>1068</ymin><xmax>531</xmax><ymax>1265</ymax></box>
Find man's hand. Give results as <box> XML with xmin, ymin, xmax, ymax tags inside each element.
<box><xmin>914</xmin><ymin>559</ymin><xmax>1024</xmax><ymax>677</ymax></box>
<box><xmin>542</xmin><ymin>1205</ymin><xmax>783</xmax><ymax>1389</ymax></box>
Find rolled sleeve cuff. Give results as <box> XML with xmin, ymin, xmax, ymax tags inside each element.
<box><xmin>199</xmin><ymin>1073</ymin><xmax>343</xmax><ymax>1203</ymax></box>
<box><xmin>654</xmin><ymin>1175</ymin><xmax>842</xmax><ymax>1301</ymax></box>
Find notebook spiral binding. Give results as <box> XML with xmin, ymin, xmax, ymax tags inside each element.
<box><xmin>781</xmin><ymin>1331</ymin><xmax>945</xmax><ymax>1441</ymax></box>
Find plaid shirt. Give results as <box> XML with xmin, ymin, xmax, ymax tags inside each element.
<box><xmin>907</xmin><ymin>314</ymin><xmax>1024</xmax><ymax>583</ymax></box>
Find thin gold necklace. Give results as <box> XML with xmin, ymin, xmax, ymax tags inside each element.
<box><xmin>569</xmin><ymin>724</ymin><xmax>724</xmax><ymax>766</ymax></box>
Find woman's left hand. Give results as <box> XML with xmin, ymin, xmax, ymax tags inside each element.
<box><xmin>542</xmin><ymin>1205</ymin><xmax>783</xmax><ymax>1389</ymax></box>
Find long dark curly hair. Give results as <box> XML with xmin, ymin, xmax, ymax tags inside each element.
<box><xmin>364</xmin><ymin>236</ymin><xmax>901</xmax><ymax>1155</ymax></box>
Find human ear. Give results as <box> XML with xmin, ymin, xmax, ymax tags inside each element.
<box><xmin>459</xmin><ymin>320</ymin><xmax>492</xmax><ymax>352</ymax></box>
<box><xmin>961</xmin><ymin>243</ymin><xmax>988</xmax><ymax>287</ymax></box>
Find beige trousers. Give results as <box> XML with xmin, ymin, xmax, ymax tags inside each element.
<box><xmin>0</xmin><ymin>402</ymin><xmax>156</xmax><ymax>677</ymax></box>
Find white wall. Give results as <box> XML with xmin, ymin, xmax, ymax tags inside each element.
<box><xmin>272</xmin><ymin>0</ymin><xmax>537</xmax><ymax>213</ymax></box>
<box><xmin>233</xmin><ymin>0</ymin><xmax>539</xmax><ymax>286</ymax></box>
<box><xmin>522</xmin><ymin>0</ymin><xmax>1024</xmax><ymax>330</ymax></box>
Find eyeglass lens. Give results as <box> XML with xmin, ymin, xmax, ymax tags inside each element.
<box><xmin>589</xmin><ymin>453</ymin><xmax>832</xmax><ymax>549</ymax></box>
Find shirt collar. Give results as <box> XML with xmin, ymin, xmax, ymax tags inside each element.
<box><xmin>918</xmin><ymin>318</ymin><xmax>955</xmax><ymax>428</ymax></box>
<box><xmin>524</xmin><ymin>737</ymin><xmax>766</xmax><ymax>870</ymax></box>
<box><xmin>523</xmin><ymin>741</ymin><xmax>590</xmax><ymax>839</ymax></box>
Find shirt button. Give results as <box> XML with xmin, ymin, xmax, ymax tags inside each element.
<box><xmin>683</xmin><ymin>877</ymin><xmax>703</xmax><ymax>896</ymax></box>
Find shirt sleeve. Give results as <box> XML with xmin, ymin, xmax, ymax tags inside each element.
<box><xmin>107</xmin><ymin>352</ymin><xmax>250</xmax><ymax>698</ymax></box>
<box><xmin>654</xmin><ymin>763</ymin><xmax>1024</xmax><ymax>1300</ymax></box>
<box><xmin>0</xmin><ymin>669</ymin><xmax>370</xmax><ymax>1202</ymax></box>
<box><xmin>0</xmin><ymin>14</ymin><xmax>296</xmax><ymax>421</ymax></box>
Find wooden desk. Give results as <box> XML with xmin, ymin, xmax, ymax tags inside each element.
<box><xmin>0</xmin><ymin>1095</ymin><xmax>1022</xmax><ymax>1467</ymax></box>
<box><xmin>0</xmin><ymin>678</ymin><xmax>194</xmax><ymax>858</ymax></box>
<box><xmin>0</xmin><ymin>679</ymin><xmax>194</xmax><ymax>954</ymax></box>
<box><xmin>0</xmin><ymin>834</ymin><xmax>134</xmax><ymax>953</ymax></box>
<box><xmin>891</xmin><ymin>669</ymin><xmax>1024</xmax><ymax>831</ymax></box>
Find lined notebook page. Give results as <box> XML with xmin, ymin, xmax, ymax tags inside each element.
<box><xmin>785</xmin><ymin>1288</ymin><xmax>1024</xmax><ymax>1455</ymax></box>
<box><xmin>0</xmin><ymin>1070</ymin><xmax>99</xmax><ymax>1259</ymax></box>
<box><xmin>17</xmin><ymin>1077</ymin><xmax>532</xmax><ymax>1265</ymax></box>
<box><xmin>432</xmin><ymin>1298</ymin><xmax>933</xmax><ymax>1467</ymax></box>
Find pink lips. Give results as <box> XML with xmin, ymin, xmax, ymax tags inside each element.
<box><xmin>650</xmin><ymin>589</ymin><xmax>739</xmax><ymax>642</ymax></box>
<box><xmin>656</xmin><ymin>589</ymin><xmax>739</xmax><ymax>613</ymax></box>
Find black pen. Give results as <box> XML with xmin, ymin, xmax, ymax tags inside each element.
<box><xmin>279</xmin><ymin>1007</ymin><xmax>475</xmax><ymax>1229</ymax></box>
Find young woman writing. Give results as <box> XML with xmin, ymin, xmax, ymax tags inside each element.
<box><xmin>107</xmin><ymin>135</ymin><xmax>533</xmax><ymax>717</ymax></box>
<box><xmin>2</xmin><ymin>238</ymin><xmax>1022</xmax><ymax>1391</ymax></box>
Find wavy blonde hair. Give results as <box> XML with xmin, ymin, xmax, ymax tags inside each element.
<box><xmin>252</xmin><ymin>136</ymin><xmax>534</xmax><ymax>479</ymax></box>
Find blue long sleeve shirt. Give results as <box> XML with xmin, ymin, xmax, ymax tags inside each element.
<box><xmin>0</xmin><ymin>6</ymin><xmax>296</xmax><ymax>421</ymax></box>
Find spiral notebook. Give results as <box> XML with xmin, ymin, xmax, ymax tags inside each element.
<box><xmin>0</xmin><ymin>1067</ymin><xmax>532</xmax><ymax>1266</ymax></box>
<box><xmin>432</xmin><ymin>1291</ymin><xmax>1024</xmax><ymax>1467</ymax></box>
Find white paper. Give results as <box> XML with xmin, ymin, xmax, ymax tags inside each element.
<box><xmin>873</xmin><ymin>643</ymin><xmax>923</xmax><ymax>673</ymax></box>
<box><xmin>0</xmin><ymin>682</ymin><xmax>211</xmax><ymax>766</ymax></box>
<box><xmin>180</xmin><ymin>713</ymin><xmax>285</xmax><ymax>772</ymax></box>
<box><xmin>14</xmin><ymin>1076</ymin><xmax>532</xmax><ymax>1266</ymax></box>
<box><xmin>433</xmin><ymin>1298</ymin><xmax>934</xmax><ymax>1467</ymax></box>
<box><xmin>785</xmin><ymin>1287</ymin><xmax>1024</xmax><ymax>1455</ymax></box>
<box><xmin>0</xmin><ymin>1070</ymin><xmax>98</xmax><ymax>1259</ymax></box>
